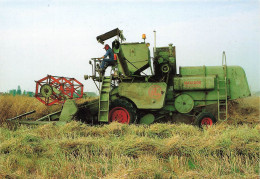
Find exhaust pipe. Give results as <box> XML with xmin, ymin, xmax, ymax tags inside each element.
<box><xmin>153</xmin><ymin>30</ymin><xmax>156</xmax><ymax>54</ymax></box>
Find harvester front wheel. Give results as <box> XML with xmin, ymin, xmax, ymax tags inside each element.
<box><xmin>195</xmin><ymin>112</ymin><xmax>216</xmax><ymax>128</ymax></box>
<box><xmin>109</xmin><ymin>99</ymin><xmax>137</xmax><ymax>124</ymax></box>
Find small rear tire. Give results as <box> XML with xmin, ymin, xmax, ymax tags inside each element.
<box><xmin>195</xmin><ymin>112</ymin><xmax>217</xmax><ymax>128</ymax></box>
<box><xmin>109</xmin><ymin>99</ymin><xmax>137</xmax><ymax>124</ymax></box>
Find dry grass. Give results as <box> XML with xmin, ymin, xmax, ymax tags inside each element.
<box><xmin>0</xmin><ymin>95</ymin><xmax>259</xmax><ymax>178</ymax></box>
<box><xmin>0</xmin><ymin>95</ymin><xmax>61</xmax><ymax>124</ymax></box>
<box><xmin>228</xmin><ymin>96</ymin><xmax>260</xmax><ymax>125</ymax></box>
<box><xmin>0</xmin><ymin>122</ymin><xmax>259</xmax><ymax>178</ymax></box>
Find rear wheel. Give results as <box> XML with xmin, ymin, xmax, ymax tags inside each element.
<box><xmin>109</xmin><ymin>99</ymin><xmax>137</xmax><ymax>124</ymax></box>
<box><xmin>195</xmin><ymin>112</ymin><xmax>217</xmax><ymax>128</ymax></box>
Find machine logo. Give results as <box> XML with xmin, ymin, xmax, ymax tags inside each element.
<box><xmin>148</xmin><ymin>85</ymin><xmax>163</xmax><ymax>100</ymax></box>
<box><xmin>184</xmin><ymin>81</ymin><xmax>202</xmax><ymax>88</ymax></box>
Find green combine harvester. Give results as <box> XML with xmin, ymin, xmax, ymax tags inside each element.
<box><xmin>8</xmin><ymin>28</ymin><xmax>251</xmax><ymax>127</ymax></box>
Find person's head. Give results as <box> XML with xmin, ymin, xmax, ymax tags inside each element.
<box><xmin>104</xmin><ymin>44</ymin><xmax>110</xmax><ymax>51</ymax></box>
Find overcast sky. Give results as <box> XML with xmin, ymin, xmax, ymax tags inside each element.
<box><xmin>0</xmin><ymin>0</ymin><xmax>259</xmax><ymax>94</ymax></box>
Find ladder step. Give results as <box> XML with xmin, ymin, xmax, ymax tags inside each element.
<box><xmin>101</xmin><ymin>90</ymin><xmax>109</xmax><ymax>93</ymax></box>
<box><xmin>219</xmin><ymin>100</ymin><xmax>226</xmax><ymax>102</ymax></box>
<box><xmin>219</xmin><ymin>95</ymin><xmax>226</xmax><ymax>98</ymax></box>
<box><xmin>219</xmin><ymin>99</ymin><xmax>226</xmax><ymax>101</ymax></box>
<box><xmin>102</xmin><ymin>86</ymin><xmax>110</xmax><ymax>89</ymax></box>
<box><xmin>98</xmin><ymin>76</ymin><xmax>112</xmax><ymax>122</ymax></box>
<box><xmin>218</xmin><ymin>71</ymin><xmax>228</xmax><ymax>121</ymax></box>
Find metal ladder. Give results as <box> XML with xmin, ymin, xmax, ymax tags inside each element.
<box><xmin>217</xmin><ymin>51</ymin><xmax>228</xmax><ymax>121</ymax></box>
<box><xmin>98</xmin><ymin>76</ymin><xmax>112</xmax><ymax>122</ymax></box>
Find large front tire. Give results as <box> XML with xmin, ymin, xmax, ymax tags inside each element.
<box><xmin>109</xmin><ymin>99</ymin><xmax>137</xmax><ymax>124</ymax></box>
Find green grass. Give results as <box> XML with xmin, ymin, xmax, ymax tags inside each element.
<box><xmin>0</xmin><ymin>122</ymin><xmax>259</xmax><ymax>178</ymax></box>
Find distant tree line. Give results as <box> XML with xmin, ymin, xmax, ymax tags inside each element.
<box><xmin>1</xmin><ymin>86</ymin><xmax>97</xmax><ymax>98</ymax></box>
<box><xmin>5</xmin><ymin>85</ymin><xmax>35</xmax><ymax>97</ymax></box>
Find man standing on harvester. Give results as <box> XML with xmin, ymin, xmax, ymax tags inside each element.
<box><xmin>99</xmin><ymin>44</ymin><xmax>114</xmax><ymax>74</ymax></box>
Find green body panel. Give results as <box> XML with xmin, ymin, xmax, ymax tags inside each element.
<box><xmin>179</xmin><ymin>66</ymin><xmax>250</xmax><ymax>99</ymax></box>
<box><xmin>168</xmin><ymin>66</ymin><xmax>251</xmax><ymax>107</ymax></box>
<box><xmin>118</xmin><ymin>82</ymin><xmax>167</xmax><ymax>109</ymax></box>
<box><xmin>59</xmin><ymin>100</ymin><xmax>78</xmax><ymax>121</ymax></box>
<box><xmin>226</xmin><ymin>66</ymin><xmax>251</xmax><ymax>99</ymax></box>
<box><xmin>118</xmin><ymin>43</ymin><xmax>150</xmax><ymax>75</ymax></box>
<box><xmin>110</xmin><ymin>87</ymin><xmax>119</xmax><ymax>101</ymax></box>
<box><xmin>111</xmin><ymin>65</ymin><xmax>250</xmax><ymax>113</ymax></box>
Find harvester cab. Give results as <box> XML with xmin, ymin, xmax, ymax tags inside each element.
<box><xmin>87</xmin><ymin>28</ymin><xmax>155</xmax><ymax>80</ymax></box>
<box><xmin>87</xmin><ymin>28</ymin><xmax>125</xmax><ymax>78</ymax></box>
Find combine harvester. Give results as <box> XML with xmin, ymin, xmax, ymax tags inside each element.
<box><xmin>8</xmin><ymin>28</ymin><xmax>251</xmax><ymax>127</ymax></box>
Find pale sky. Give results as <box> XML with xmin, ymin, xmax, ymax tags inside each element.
<box><xmin>0</xmin><ymin>0</ymin><xmax>259</xmax><ymax>94</ymax></box>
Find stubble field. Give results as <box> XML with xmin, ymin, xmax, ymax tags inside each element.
<box><xmin>0</xmin><ymin>95</ymin><xmax>259</xmax><ymax>178</ymax></box>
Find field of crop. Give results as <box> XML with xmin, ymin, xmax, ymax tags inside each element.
<box><xmin>0</xmin><ymin>95</ymin><xmax>259</xmax><ymax>178</ymax></box>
